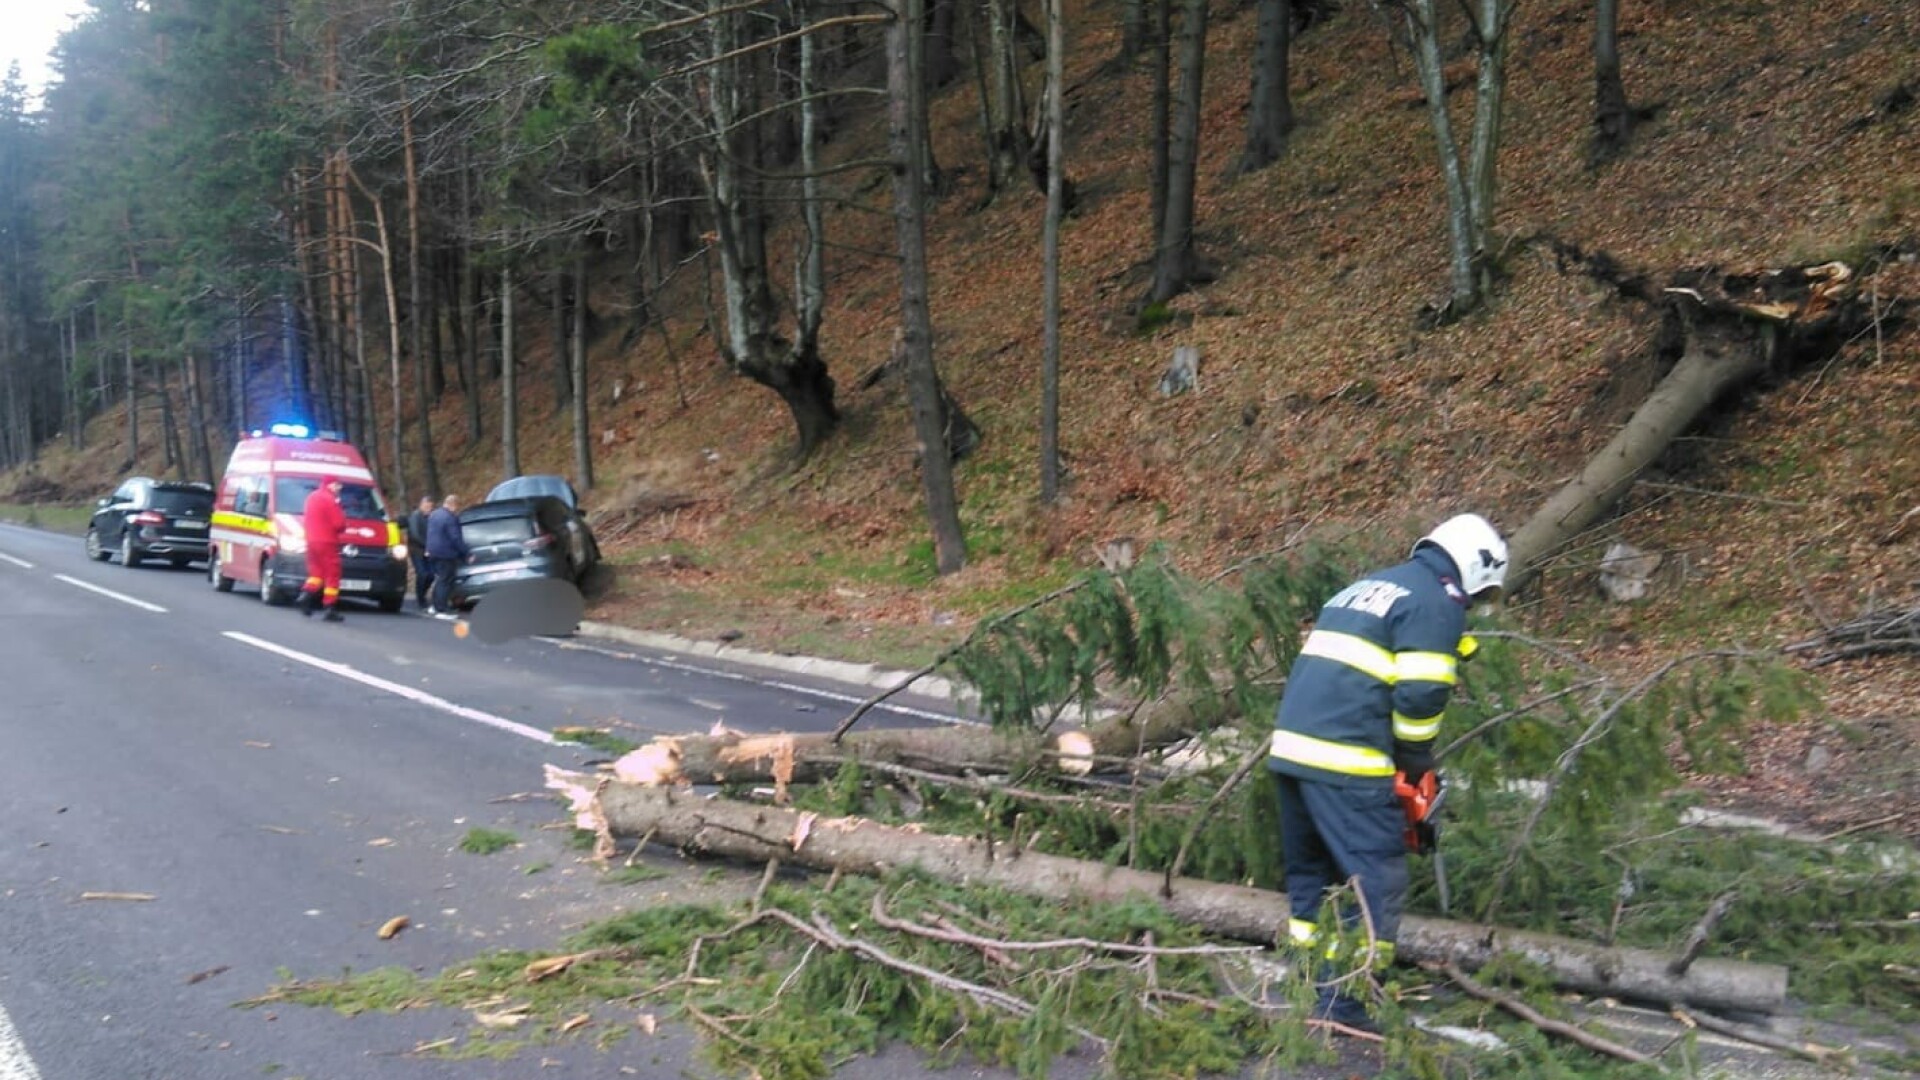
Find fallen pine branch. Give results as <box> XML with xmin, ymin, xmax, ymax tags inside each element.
<box><xmin>1438</xmin><ymin>963</ymin><xmax>1661</xmax><ymax>1069</ymax></box>
<box><xmin>543</xmin><ymin>770</ymin><xmax>1790</xmax><ymax>1013</ymax></box>
<box><xmin>1670</xmin><ymin>1007</ymin><xmax>1851</xmax><ymax>1066</ymax></box>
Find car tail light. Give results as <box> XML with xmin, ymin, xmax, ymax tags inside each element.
<box><xmin>524</xmin><ymin>532</ymin><xmax>555</xmax><ymax>551</ymax></box>
<box><xmin>131</xmin><ymin>511</ymin><xmax>166</xmax><ymax>526</ymax></box>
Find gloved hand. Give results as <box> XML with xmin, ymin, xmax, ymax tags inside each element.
<box><xmin>1393</xmin><ymin>741</ymin><xmax>1434</xmax><ymax>787</ymax></box>
<box><xmin>1457</xmin><ymin>634</ymin><xmax>1481</xmax><ymax>664</ymax></box>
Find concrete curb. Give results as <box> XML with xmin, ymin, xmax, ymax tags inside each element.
<box><xmin>577</xmin><ymin>620</ymin><xmax>967</xmax><ymax>704</ymax></box>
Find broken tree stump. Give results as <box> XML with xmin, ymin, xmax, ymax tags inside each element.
<box><xmin>544</xmin><ymin>771</ymin><xmax>1790</xmax><ymax>1014</ymax></box>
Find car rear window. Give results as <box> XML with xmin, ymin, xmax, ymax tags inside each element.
<box><xmin>152</xmin><ymin>489</ymin><xmax>213</xmax><ymax>513</ymax></box>
<box><xmin>464</xmin><ymin>516</ymin><xmax>536</xmax><ymax>546</ymax></box>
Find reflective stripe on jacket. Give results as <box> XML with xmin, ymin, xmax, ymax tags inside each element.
<box><xmin>1270</xmin><ymin>546</ymin><xmax>1467</xmax><ymax>783</ymax></box>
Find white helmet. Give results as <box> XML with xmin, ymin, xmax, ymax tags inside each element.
<box><xmin>1414</xmin><ymin>513</ymin><xmax>1509</xmax><ymax>597</ymax></box>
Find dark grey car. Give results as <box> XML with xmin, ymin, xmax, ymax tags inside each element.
<box><xmin>85</xmin><ymin>477</ymin><xmax>215</xmax><ymax>568</ymax></box>
<box><xmin>449</xmin><ymin>494</ymin><xmax>599</xmax><ymax>608</ymax></box>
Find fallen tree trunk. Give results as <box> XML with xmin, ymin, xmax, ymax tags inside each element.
<box><xmin>1508</xmin><ymin>254</ymin><xmax>1875</xmax><ymax>595</ymax></box>
<box><xmin>613</xmin><ymin>726</ymin><xmax>1100</xmax><ymax>789</ymax></box>
<box><xmin>545</xmin><ymin>769</ymin><xmax>1789</xmax><ymax>1013</ymax></box>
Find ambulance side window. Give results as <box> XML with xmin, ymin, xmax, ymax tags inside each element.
<box><xmin>238</xmin><ymin>478</ymin><xmax>268</xmax><ymax>518</ymax></box>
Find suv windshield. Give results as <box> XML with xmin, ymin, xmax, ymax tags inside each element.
<box><xmin>151</xmin><ymin>488</ymin><xmax>213</xmax><ymax>514</ymax></box>
<box><xmin>274</xmin><ymin>478</ymin><xmax>388</xmax><ymax>519</ymax></box>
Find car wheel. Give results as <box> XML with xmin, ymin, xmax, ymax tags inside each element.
<box><xmin>85</xmin><ymin>528</ymin><xmax>110</xmax><ymax>562</ymax></box>
<box><xmin>377</xmin><ymin>594</ymin><xmax>404</xmax><ymax>614</ymax></box>
<box><xmin>120</xmin><ymin>532</ymin><xmax>142</xmax><ymax>568</ymax></box>
<box><xmin>210</xmin><ymin>549</ymin><xmax>235</xmax><ymax>593</ymax></box>
<box><xmin>259</xmin><ymin>562</ymin><xmax>286</xmax><ymax>606</ymax></box>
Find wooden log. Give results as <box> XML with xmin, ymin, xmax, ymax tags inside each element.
<box><xmin>544</xmin><ymin>770</ymin><xmax>1789</xmax><ymax>1014</ymax></box>
<box><xmin>612</xmin><ymin>726</ymin><xmax>1100</xmax><ymax>792</ymax></box>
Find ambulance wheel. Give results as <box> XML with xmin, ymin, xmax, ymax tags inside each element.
<box><xmin>120</xmin><ymin>533</ymin><xmax>142</xmax><ymax>568</ymax></box>
<box><xmin>259</xmin><ymin>562</ymin><xmax>288</xmax><ymax>606</ymax></box>
<box><xmin>210</xmin><ymin>548</ymin><xmax>235</xmax><ymax>593</ymax></box>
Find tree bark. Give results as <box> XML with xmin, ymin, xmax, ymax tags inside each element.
<box><xmin>501</xmin><ymin>264</ymin><xmax>520</xmax><ymax>479</ymax></box>
<box><xmin>542</xmin><ymin>776</ymin><xmax>1791</xmax><ymax>1014</ymax></box>
<box><xmin>1146</xmin><ymin>0</ymin><xmax>1210</xmax><ymax>305</ymax></box>
<box><xmin>1148</xmin><ymin>0</ymin><xmax>1171</xmax><ymax>240</ymax></box>
<box><xmin>571</xmin><ymin>256</ymin><xmax>593</xmax><ymax>490</ymax></box>
<box><xmin>608</xmin><ymin>726</ymin><xmax>1101</xmax><ymax>789</ymax></box>
<box><xmin>402</xmin><ymin>95</ymin><xmax>440</xmax><ymax>502</ymax></box>
<box><xmin>1236</xmin><ymin>0</ymin><xmax>1294</xmax><ymax>175</ymax></box>
<box><xmin>1592</xmin><ymin>0</ymin><xmax>1633</xmax><ymax>161</ymax></box>
<box><xmin>1039</xmin><ymin>0</ymin><xmax>1064</xmax><ymax>504</ymax></box>
<box><xmin>889</xmin><ymin>0</ymin><xmax>966</xmax><ymax>574</ymax></box>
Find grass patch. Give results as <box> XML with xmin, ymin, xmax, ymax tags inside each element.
<box><xmin>458</xmin><ymin>828</ymin><xmax>519</xmax><ymax>855</ymax></box>
<box><xmin>0</xmin><ymin>503</ymin><xmax>92</xmax><ymax>535</ymax></box>
<box><xmin>554</xmin><ymin>727</ymin><xmax>639</xmax><ymax>757</ymax></box>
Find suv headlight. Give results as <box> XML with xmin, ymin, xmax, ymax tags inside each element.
<box><xmin>391</xmin><ymin>543</ymin><xmax>408</xmax><ymax>559</ymax></box>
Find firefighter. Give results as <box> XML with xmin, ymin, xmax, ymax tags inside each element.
<box><xmin>298</xmin><ymin>476</ymin><xmax>348</xmax><ymax>622</ymax></box>
<box><xmin>1269</xmin><ymin>513</ymin><xmax>1507</xmax><ymax>1031</ymax></box>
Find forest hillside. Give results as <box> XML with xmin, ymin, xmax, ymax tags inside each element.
<box><xmin>7</xmin><ymin>0</ymin><xmax>1919</xmax><ymax>837</ymax></box>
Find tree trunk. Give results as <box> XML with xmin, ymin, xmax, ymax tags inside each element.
<box><xmin>123</xmin><ymin>331</ymin><xmax>137</xmax><ymax>465</ymax></box>
<box><xmin>1040</xmin><ymin>0</ymin><xmax>1065</xmax><ymax>503</ymax></box>
<box><xmin>1120</xmin><ymin>0</ymin><xmax>1147</xmax><ymax>62</ymax></box>
<box><xmin>890</xmin><ymin>0</ymin><xmax>966</xmax><ymax>575</ymax></box>
<box><xmin>1591</xmin><ymin>0</ymin><xmax>1633</xmax><ymax>161</ymax></box>
<box><xmin>1466</xmin><ymin>0</ymin><xmax>1514</xmax><ymax>258</ymax></box>
<box><xmin>1236</xmin><ymin>0</ymin><xmax>1294</xmax><ymax>175</ymax></box>
<box><xmin>543</xmin><ymin>776</ymin><xmax>1791</xmax><ymax>1014</ymax></box>
<box><xmin>1508</xmin><ymin>302</ymin><xmax>1775</xmax><ymax>595</ymax></box>
<box><xmin>402</xmin><ymin>96</ymin><xmax>440</xmax><ymax>503</ymax></box>
<box><xmin>551</xmin><ymin>265</ymin><xmax>571</xmax><ymax>410</ymax></box>
<box><xmin>1146</xmin><ymin>0</ymin><xmax>1209</xmax><ymax>305</ymax></box>
<box><xmin>1148</xmin><ymin>0</ymin><xmax>1171</xmax><ymax>242</ymax></box>
<box><xmin>1402</xmin><ymin>1</ymin><xmax>1479</xmax><ymax>318</ymax></box>
<box><xmin>1508</xmin><ymin>257</ymin><xmax>1867</xmax><ymax>592</ymax></box>
<box><xmin>571</xmin><ymin>256</ymin><xmax>593</xmax><ymax>490</ymax></box>
<box><xmin>984</xmin><ymin>0</ymin><xmax>1031</xmax><ymax>198</ymax></box>
<box><xmin>609</xmin><ymin>726</ymin><xmax>1102</xmax><ymax>788</ymax></box>
<box><xmin>501</xmin><ymin>264</ymin><xmax>520</xmax><ymax>479</ymax></box>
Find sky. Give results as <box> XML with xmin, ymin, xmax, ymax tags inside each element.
<box><xmin>3</xmin><ymin>0</ymin><xmax>89</xmax><ymax>104</ymax></box>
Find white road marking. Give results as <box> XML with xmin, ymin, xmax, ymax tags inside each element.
<box><xmin>543</xmin><ymin>637</ymin><xmax>974</xmax><ymax>726</ymax></box>
<box><xmin>53</xmin><ymin>575</ymin><xmax>167</xmax><ymax>613</ymax></box>
<box><xmin>0</xmin><ymin>1000</ymin><xmax>44</xmax><ymax>1080</ymax></box>
<box><xmin>223</xmin><ymin>631</ymin><xmax>555</xmax><ymax>745</ymax></box>
<box><xmin>0</xmin><ymin>552</ymin><xmax>32</xmax><ymax>569</ymax></box>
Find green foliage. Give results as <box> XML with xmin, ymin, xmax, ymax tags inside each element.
<box><xmin>459</xmin><ymin>828</ymin><xmax>519</xmax><ymax>855</ymax></box>
<box><xmin>946</xmin><ymin>545</ymin><xmax>1350</xmax><ymax>733</ymax></box>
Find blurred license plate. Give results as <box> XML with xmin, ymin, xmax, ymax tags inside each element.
<box><xmin>175</xmin><ymin>520</ymin><xmax>207</xmax><ymax>530</ymax></box>
<box><xmin>341</xmin><ymin>579</ymin><xmax>372</xmax><ymax>592</ymax></box>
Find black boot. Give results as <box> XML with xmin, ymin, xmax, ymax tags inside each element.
<box><xmin>298</xmin><ymin>590</ymin><xmax>316</xmax><ymax>617</ymax></box>
<box><xmin>322</xmin><ymin>606</ymin><xmax>344</xmax><ymax>623</ymax></box>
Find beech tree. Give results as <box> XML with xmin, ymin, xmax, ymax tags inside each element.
<box><xmin>1392</xmin><ymin>0</ymin><xmax>1518</xmax><ymax>322</ymax></box>
<box><xmin>1145</xmin><ymin>0</ymin><xmax>1212</xmax><ymax>305</ymax></box>
<box><xmin>1235</xmin><ymin>0</ymin><xmax>1294</xmax><ymax>174</ymax></box>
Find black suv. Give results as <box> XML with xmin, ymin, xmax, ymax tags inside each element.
<box><xmin>86</xmin><ymin>477</ymin><xmax>215</xmax><ymax>568</ymax></box>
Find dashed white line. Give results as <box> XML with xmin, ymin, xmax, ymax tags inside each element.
<box><xmin>0</xmin><ymin>553</ymin><xmax>32</xmax><ymax>569</ymax></box>
<box><xmin>0</xmin><ymin>1000</ymin><xmax>44</xmax><ymax>1080</ymax></box>
<box><xmin>222</xmin><ymin>631</ymin><xmax>554</xmax><ymax>745</ymax></box>
<box><xmin>53</xmin><ymin>575</ymin><xmax>167</xmax><ymax>613</ymax></box>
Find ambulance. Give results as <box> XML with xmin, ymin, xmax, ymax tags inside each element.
<box><xmin>207</xmin><ymin>424</ymin><xmax>409</xmax><ymax>612</ymax></box>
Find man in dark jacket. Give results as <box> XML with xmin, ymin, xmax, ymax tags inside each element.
<box><xmin>406</xmin><ymin>495</ymin><xmax>435</xmax><ymax>610</ymax></box>
<box><xmin>425</xmin><ymin>492</ymin><xmax>470</xmax><ymax>617</ymax></box>
<box><xmin>1269</xmin><ymin>513</ymin><xmax>1507</xmax><ymax>1031</ymax></box>
<box><xmin>297</xmin><ymin>477</ymin><xmax>348</xmax><ymax>622</ymax></box>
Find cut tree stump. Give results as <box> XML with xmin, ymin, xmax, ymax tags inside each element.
<box><xmin>544</xmin><ymin>770</ymin><xmax>1789</xmax><ymax>1014</ymax></box>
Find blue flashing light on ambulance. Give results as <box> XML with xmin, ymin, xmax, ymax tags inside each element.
<box><xmin>207</xmin><ymin>426</ymin><xmax>409</xmax><ymax>612</ymax></box>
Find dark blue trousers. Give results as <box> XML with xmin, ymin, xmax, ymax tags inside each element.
<box><xmin>1274</xmin><ymin>772</ymin><xmax>1409</xmax><ymax>950</ymax></box>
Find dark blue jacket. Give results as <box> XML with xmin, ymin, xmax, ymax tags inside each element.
<box><xmin>1270</xmin><ymin>545</ymin><xmax>1469</xmax><ymax>785</ymax></box>
<box><xmin>425</xmin><ymin>506</ymin><xmax>469</xmax><ymax>561</ymax></box>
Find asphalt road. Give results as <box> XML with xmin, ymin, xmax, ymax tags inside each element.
<box><xmin>0</xmin><ymin>521</ymin><xmax>964</xmax><ymax>1080</ymax></box>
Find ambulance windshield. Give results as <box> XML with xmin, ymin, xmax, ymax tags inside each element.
<box><xmin>275</xmin><ymin>477</ymin><xmax>389</xmax><ymax>520</ymax></box>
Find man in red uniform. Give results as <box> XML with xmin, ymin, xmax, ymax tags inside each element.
<box><xmin>298</xmin><ymin>477</ymin><xmax>348</xmax><ymax>622</ymax></box>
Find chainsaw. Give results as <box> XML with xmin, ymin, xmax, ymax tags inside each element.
<box><xmin>1393</xmin><ymin>769</ymin><xmax>1451</xmax><ymax>914</ymax></box>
